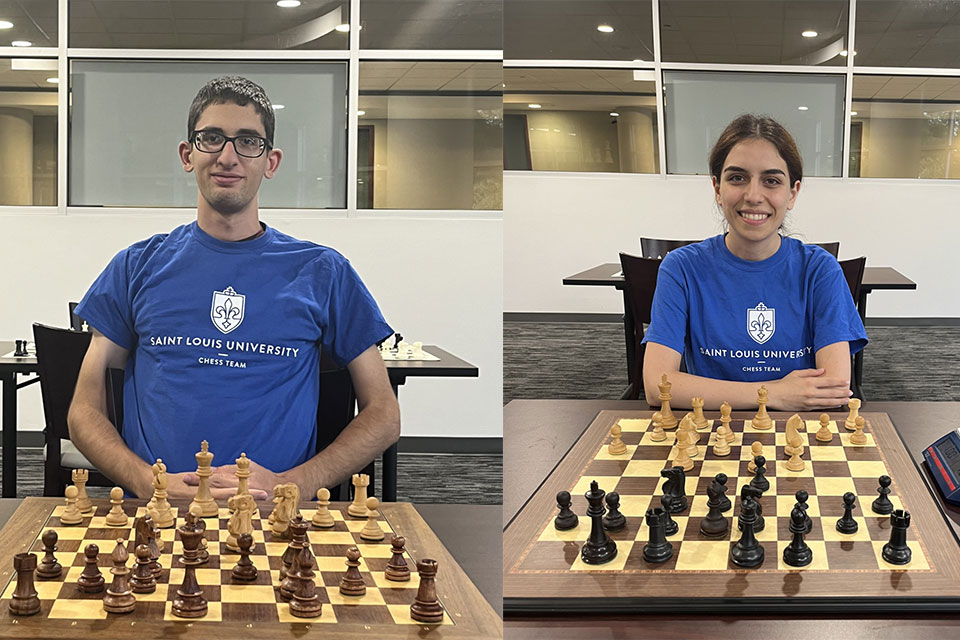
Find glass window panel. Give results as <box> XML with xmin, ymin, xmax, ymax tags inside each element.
<box><xmin>505</xmin><ymin>0</ymin><xmax>654</xmax><ymax>61</ymax></box>
<box><xmin>69</xmin><ymin>61</ymin><xmax>346</xmax><ymax>207</ymax></box>
<box><xmin>504</xmin><ymin>68</ymin><xmax>659</xmax><ymax>173</ymax></box>
<box><xmin>852</xmin><ymin>75</ymin><xmax>960</xmax><ymax>179</ymax></box>
<box><xmin>664</xmin><ymin>71</ymin><xmax>845</xmax><ymax>177</ymax></box>
<box><xmin>69</xmin><ymin>0</ymin><xmax>349</xmax><ymax>49</ymax></box>
<box><xmin>358</xmin><ymin>61</ymin><xmax>502</xmax><ymax>210</ymax></box>
<box><xmin>660</xmin><ymin>0</ymin><xmax>848</xmax><ymax>66</ymax></box>
<box><xmin>0</xmin><ymin>0</ymin><xmax>58</xmax><ymax>47</ymax></box>
<box><xmin>855</xmin><ymin>0</ymin><xmax>960</xmax><ymax>68</ymax></box>
<box><xmin>360</xmin><ymin>0</ymin><xmax>500</xmax><ymax>50</ymax></box>
<box><xmin>0</xmin><ymin>58</ymin><xmax>58</xmax><ymax>205</ymax></box>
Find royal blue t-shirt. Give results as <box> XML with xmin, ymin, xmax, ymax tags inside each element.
<box><xmin>643</xmin><ymin>234</ymin><xmax>867</xmax><ymax>382</ymax></box>
<box><xmin>75</xmin><ymin>222</ymin><xmax>392</xmax><ymax>474</ymax></box>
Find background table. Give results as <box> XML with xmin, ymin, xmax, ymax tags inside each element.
<box><xmin>0</xmin><ymin>342</ymin><xmax>477</xmax><ymax>500</ymax></box>
<box><xmin>503</xmin><ymin>398</ymin><xmax>960</xmax><ymax>638</ymax></box>
<box><xmin>562</xmin><ymin>263</ymin><xmax>917</xmax><ymax>399</ymax></box>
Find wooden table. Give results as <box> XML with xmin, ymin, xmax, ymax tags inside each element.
<box><xmin>503</xmin><ymin>399</ymin><xmax>960</xmax><ymax>637</ymax></box>
<box><xmin>0</xmin><ymin>342</ymin><xmax>477</xmax><ymax>500</ymax></box>
<box><xmin>562</xmin><ymin>263</ymin><xmax>917</xmax><ymax>399</ymax></box>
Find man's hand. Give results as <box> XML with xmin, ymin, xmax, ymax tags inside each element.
<box><xmin>769</xmin><ymin>368</ymin><xmax>852</xmax><ymax>411</ymax></box>
<box><xmin>179</xmin><ymin>461</ymin><xmax>277</xmax><ymax>501</ymax></box>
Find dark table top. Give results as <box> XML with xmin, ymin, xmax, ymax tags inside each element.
<box><xmin>562</xmin><ymin>263</ymin><xmax>917</xmax><ymax>293</ymax></box>
<box><xmin>503</xmin><ymin>399</ymin><xmax>960</xmax><ymax>637</ymax></box>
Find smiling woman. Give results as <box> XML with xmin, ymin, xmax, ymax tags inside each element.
<box><xmin>640</xmin><ymin>114</ymin><xmax>868</xmax><ymax>413</ymax></box>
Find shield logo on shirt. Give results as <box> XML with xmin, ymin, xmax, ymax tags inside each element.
<box><xmin>211</xmin><ymin>286</ymin><xmax>245</xmax><ymax>334</ymax></box>
<box><xmin>747</xmin><ymin>303</ymin><xmax>775</xmax><ymax>345</ymax></box>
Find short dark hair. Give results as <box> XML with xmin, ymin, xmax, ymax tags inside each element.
<box><xmin>708</xmin><ymin>114</ymin><xmax>803</xmax><ymax>187</ymax></box>
<box><xmin>187</xmin><ymin>76</ymin><xmax>275</xmax><ymax>147</ymax></box>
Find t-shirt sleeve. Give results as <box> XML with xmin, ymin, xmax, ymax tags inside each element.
<box><xmin>811</xmin><ymin>257</ymin><xmax>868</xmax><ymax>356</ymax></box>
<box><xmin>74</xmin><ymin>249</ymin><xmax>138</xmax><ymax>350</ymax></box>
<box><xmin>641</xmin><ymin>254</ymin><xmax>689</xmax><ymax>356</ymax></box>
<box><xmin>321</xmin><ymin>258</ymin><xmax>393</xmax><ymax>367</ymax></box>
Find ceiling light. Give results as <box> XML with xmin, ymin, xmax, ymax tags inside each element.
<box><xmin>528</xmin><ymin>103</ymin><xmax>542</xmax><ymax>109</ymax></box>
<box><xmin>609</xmin><ymin>112</ymin><xmax>619</xmax><ymax>117</ymax></box>
<box><xmin>273</xmin><ymin>104</ymin><xmax>285</xmax><ymax>110</ymax></box>
<box><xmin>11</xmin><ymin>40</ymin><xmax>31</xmax><ymax>47</ymax></box>
<box><xmin>597</xmin><ymin>25</ymin><xmax>614</xmax><ymax>33</ymax></box>
<box><xmin>802</xmin><ymin>30</ymin><xmax>818</xmax><ymax>38</ymax></box>
<box><xmin>850</xmin><ymin>111</ymin><xmax>857</xmax><ymax>116</ymax></box>
<box><xmin>632</xmin><ymin>59</ymin><xmax>645</xmax><ymax>63</ymax></box>
<box><xmin>357</xmin><ymin>110</ymin><xmax>365</xmax><ymax>116</ymax></box>
<box><xmin>798</xmin><ymin>106</ymin><xmax>809</xmax><ymax>111</ymax></box>
<box><xmin>0</xmin><ymin>20</ymin><xmax>13</xmax><ymax>29</ymax></box>
<box><xmin>839</xmin><ymin>49</ymin><xmax>856</xmax><ymax>57</ymax></box>
<box><xmin>46</xmin><ymin>77</ymin><xmax>58</xmax><ymax>84</ymax></box>
<box><xmin>335</xmin><ymin>23</ymin><xmax>350</xmax><ymax>32</ymax></box>
<box><xmin>276</xmin><ymin>0</ymin><xmax>301</xmax><ymax>7</ymax></box>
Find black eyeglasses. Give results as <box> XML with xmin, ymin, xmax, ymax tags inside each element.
<box><xmin>192</xmin><ymin>130</ymin><xmax>270</xmax><ymax>158</ymax></box>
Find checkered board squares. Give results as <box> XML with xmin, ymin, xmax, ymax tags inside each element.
<box><xmin>0</xmin><ymin>503</ymin><xmax>453</xmax><ymax>627</ymax></box>
<box><xmin>518</xmin><ymin>414</ymin><xmax>931</xmax><ymax>574</ymax></box>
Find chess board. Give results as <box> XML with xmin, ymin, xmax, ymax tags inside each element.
<box><xmin>503</xmin><ymin>410</ymin><xmax>960</xmax><ymax>613</ymax></box>
<box><xmin>0</xmin><ymin>498</ymin><xmax>500</xmax><ymax>639</ymax></box>
<box><xmin>380</xmin><ymin>347</ymin><xmax>440</xmax><ymax>362</ymax></box>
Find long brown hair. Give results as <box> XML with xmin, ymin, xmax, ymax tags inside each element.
<box><xmin>709</xmin><ymin>114</ymin><xmax>803</xmax><ymax>187</ymax></box>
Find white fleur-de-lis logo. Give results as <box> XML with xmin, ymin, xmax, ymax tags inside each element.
<box><xmin>747</xmin><ymin>303</ymin><xmax>775</xmax><ymax>345</ymax></box>
<box><xmin>211</xmin><ymin>286</ymin><xmax>245</xmax><ymax>334</ymax></box>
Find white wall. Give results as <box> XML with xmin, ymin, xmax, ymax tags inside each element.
<box><xmin>504</xmin><ymin>171</ymin><xmax>956</xmax><ymax>318</ymax></box>
<box><xmin>0</xmin><ymin>210</ymin><xmax>503</xmax><ymax>441</ymax></box>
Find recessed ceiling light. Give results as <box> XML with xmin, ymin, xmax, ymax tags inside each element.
<box><xmin>528</xmin><ymin>103</ymin><xmax>542</xmax><ymax>109</ymax></box>
<box><xmin>277</xmin><ymin>0</ymin><xmax>300</xmax><ymax>7</ymax></box>
<box><xmin>802</xmin><ymin>30</ymin><xmax>818</xmax><ymax>38</ymax></box>
<box><xmin>273</xmin><ymin>104</ymin><xmax>285</xmax><ymax>110</ymax></box>
<box><xmin>335</xmin><ymin>23</ymin><xmax>350</xmax><ymax>32</ymax></box>
<box><xmin>609</xmin><ymin>112</ymin><xmax>619</xmax><ymax>117</ymax></box>
<box><xmin>597</xmin><ymin>24</ymin><xmax>614</xmax><ymax>33</ymax></box>
<box><xmin>798</xmin><ymin>106</ymin><xmax>809</xmax><ymax>111</ymax></box>
<box><xmin>850</xmin><ymin>111</ymin><xmax>858</xmax><ymax>116</ymax></box>
<box><xmin>0</xmin><ymin>20</ymin><xmax>13</xmax><ymax>29</ymax></box>
<box><xmin>357</xmin><ymin>110</ymin><xmax>365</xmax><ymax>116</ymax></box>
<box><xmin>11</xmin><ymin>40</ymin><xmax>31</xmax><ymax>47</ymax></box>
<box><xmin>632</xmin><ymin>58</ymin><xmax>645</xmax><ymax>63</ymax></box>
<box><xmin>839</xmin><ymin>49</ymin><xmax>857</xmax><ymax>57</ymax></box>
<box><xmin>46</xmin><ymin>77</ymin><xmax>58</xmax><ymax>84</ymax></box>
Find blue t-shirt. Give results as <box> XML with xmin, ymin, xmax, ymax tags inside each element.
<box><xmin>643</xmin><ymin>234</ymin><xmax>867</xmax><ymax>382</ymax></box>
<box><xmin>75</xmin><ymin>222</ymin><xmax>392</xmax><ymax>474</ymax></box>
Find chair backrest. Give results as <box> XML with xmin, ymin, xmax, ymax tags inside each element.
<box><xmin>640</xmin><ymin>238</ymin><xmax>700</xmax><ymax>259</ymax></box>
<box><xmin>68</xmin><ymin>301</ymin><xmax>86</xmax><ymax>332</ymax></box>
<box><xmin>32</xmin><ymin>323</ymin><xmax>92</xmax><ymax>442</ymax></box>
<box><xmin>619</xmin><ymin>253</ymin><xmax>663</xmax><ymax>400</ymax></box>
<box><xmin>839</xmin><ymin>256</ymin><xmax>866</xmax><ymax>305</ymax></box>
<box><xmin>812</xmin><ymin>242</ymin><xmax>840</xmax><ymax>258</ymax></box>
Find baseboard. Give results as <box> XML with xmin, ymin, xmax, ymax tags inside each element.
<box><xmin>506</xmin><ymin>313</ymin><xmax>960</xmax><ymax>328</ymax></box>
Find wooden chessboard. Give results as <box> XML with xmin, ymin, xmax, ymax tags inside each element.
<box><xmin>0</xmin><ymin>497</ymin><xmax>500</xmax><ymax>639</ymax></box>
<box><xmin>503</xmin><ymin>410</ymin><xmax>960</xmax><ymax>613</ymax></box>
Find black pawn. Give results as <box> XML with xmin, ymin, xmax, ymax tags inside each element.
<box><xmin>882</xmin><ymin>509</ymin><xmax>913</xmax><ymax>565</ymax></box>
<box><xmin>659</xmin><ymin>494</ymin><xmax>679</xmax><ymax>536</ymax></box>
<box><xmin>796</xmin><ymin>490</ymin><xmax>812</xmax><ymax>534</ymax></box>
<box><xmin>602</xmin><ymin>492</ymin><xmax>626</xmax><ymax>531</ymax></box>
<box><xmin>730</xmin><ymin>498</ymin><xmax>764</xmax><ymax>568</ymax></box>
<box><xmin>716</xmin><ymin>473</ymin><xmax>732</xmax><ymax>512</ymax></box>
<box><xmin>232</xmin><ymin>533</ymin><xmax>258</xmax><ymax>582</ymax></box>
<box><xmin>836</xmin><ymin>492</ymin><xmax>859</xmax><ymax>534</ymax></box>
<box><xmin>750</xmin><ymin>455</ymin><xmax>769</xmax><ymax>493</ymax></box>
<box><xmin>35</xmin><ymin>530</ymin><xmax>62</xmax><ymax>580</ymax></box>
<box><xmin>782</xmin><ymin>506</ymin><xmax>813</xmax><ymax>567</ymax></box>
<box><xmin>872</xmin><ymin>475</ymin><xmax>894</xmax><ymax>515</ymax></box>
<box><xmin>554</xmin><ymin>491</ymin><xmax>579</xmax><ymax>531</ymax></box>
<box><xmin>642</xmin><ymin>508</ymin><xmax>674</xmax><ymax>563</ymax></box>
<box><xmin>130</xmin><ymin>544</ymin><xmax>157</xmax><ymax>594</ymax></box>
<box><xmin>699</xmin><ymin>477</ymin><xmax>729</xmax><ymax>538</ymax></box>
<box><xmin>580</xmin><ymin>481</ymin><xmax>617</xmax><ymax>565</ymax></box>
<box><xmin>77</xmin><ymin>543</ymin><xmax>105</xmax><ymax>594</ymax></box>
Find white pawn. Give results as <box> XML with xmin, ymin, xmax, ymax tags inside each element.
<box><xmin>60</xmin><ymin>485</ymin><xmax>84</xmax><ymax>525</ymax></box>
<box><xmin>105</xmin><ymin>487</ymin><xmax>129</xmax><ymax>527</ymax></box>
<box><xmin>713</xmin><ymin>425</ymin><xmax>731</xmax><ymax>456</ymax></box>
<box><xmin>360</xmin><ymin>497</ymin><xmax>385</xmax><ymax>541</ymax></box>
<box><xmin>607</xmin><ymin>424</ymin><xmax>627</xmax><ymax>455</ymax></box>
<box><xmin>312</xmin><ymin>488</ymin><xmax>335</xmax><ymax>528</ymax></box>
<box><xmin>649</xmin><ymin>411</ymin><xmax>667</xmax><ymax>442</ymax></box>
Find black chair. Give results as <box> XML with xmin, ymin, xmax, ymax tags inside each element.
<box><xmin>839</xmin><ymin>257</ymin><xmax>867</xmax><ymax>400</ymax></box>
<box><xmin>618</xmin><ymin>253</ymin><xmax>662</xmax><ymax>400</ymax></box>
<box><xmin>639</xmin><ymin>238</ymin><xmax>699</xmax><ymax>259</ymax></box>
<box><xmin>33</xmin><ymin>323</ymin><xmax>121</xmax><ymax>496</ymax></box>
<box><xmin>68</xmin><ymin>301</ymin><xmax>86</xmax><ymax>332</ymax></box>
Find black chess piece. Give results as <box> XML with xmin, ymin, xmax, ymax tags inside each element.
<box><xmin>642</xmin><ymin>507</ymin><xmax>674</xmax><ymax>563</ymax></box>
<box><xmin>554</xmin><ymin>490</ymin><xmax>579</xmax><ymax>531</ymax></box>
<box><xmin>738</xmin><ymin>484</ymin><xmax>764</xmax><ymax>533</ymax></box>
<box><xmin>393</xmin><ymin>332</ymin><xmax>403</xmax><ymax>349</ymax></box>
<box><xmin>872</xmin><ymin>475</ymin><xmax>894</xmax><ymax>515</ymax></box>
<box><xmin>130</xmin><ymin>544</ymin><xmax>157</xmax><ymax>594</ymax></box>
<box><xmin>836</xmin><ymin>492</ymin><xmax>859</xmax><ymax>534</ymax></box>
<box><xmin>730</xmin><ymin>496</ymin><xmax>764</xmax><ymax>568</ymax></box>
<box><xmin>14</xmin><ymin>340</ymin><xmax>27</xmax><ymax>357</ymax></box>
<box><xmin>882</xmin><ymin>509</ymin><xmax>913</xmax><ymax>565</ymax></box>
<box><xmin>716</xmin><ymin>473</ymin><xmax>732</xmax><ymax>512</ymax></box>
<box><xmin>35</xmin><ymin>530</ymin><xmax>62</xmax><ymax>580</ymax></box>
<box><xmin>659</xmin><ymin>494</ymin><xmax>679</xmax><ymax>536</ymax></box>
<box><xmin>796</xmin><ymin>490</ymin><xmax>813</xmax><ymax>534</ymax></box>
<box><xmin>659</xmin><ymin>466</ymin><xmax>687</xmax><ymax>513</ymax></box>
<box><xmin>699</xmin><ymin>476</ymin><xmax>730</xmax><ymax>538</ymax></box>
<box><xmin>782</xmin><ymin>505</ymin><xmax>813</xmax><ymax>567</ymax></box>
<box><xmin>749</xmin><ymin>455</ymin><xmax>770</xmax><ymax>493</ymax></box>
<box><xmin>602</xmin><ymin>492</ymin><xmax>626</xmax><ymax>531</ymax></box>
<box><xmin>232</xmin><ymin>533</ymin><xmax>258</xmax><ymax>582</ymax></box>
<box><xmin>77</xmin><ymin>543</ymin><xmax>105</xmax><ymax>593</ymax></box>
<box><xmin>580</xmin><ymin>480</ymin><xmax>618</xmax><ymax>565</ymax></box>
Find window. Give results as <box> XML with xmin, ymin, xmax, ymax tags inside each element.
<box><xmin>0</xmin><ymin>58</ymin><xmax>57</xmax><ymax>205</ymax></box>
<box><xmin>361</xmin><ymin>0</ymin><xmax>500</xmax><ymax>50</ymax></box>
<box><xmin>854</xmin><ymin>0</ymin><xmax>960</xmax><ymax>68</ymax></box>
<box><xmin>0</xmin><ymin>0</ymin><xmax>58</xmax><ymax>47</ymax></box>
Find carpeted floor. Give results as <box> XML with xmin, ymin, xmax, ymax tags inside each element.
<box><xmin>504</xmin><ymin>321</ymin><xmax>957</xmax><ymax>404</ymax></box>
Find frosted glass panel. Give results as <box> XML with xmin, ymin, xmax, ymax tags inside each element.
<box><xmin>69</xmin><ymin>60</ymin><xmax>347</xmax><ymax>208</ymax></box>
<box><xmin>664</xmin><ymin>71</ymin><xmax>845</xmax><ymax>177</ymax></box>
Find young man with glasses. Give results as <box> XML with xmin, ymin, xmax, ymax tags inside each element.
<box><xmin>69</xmin><ymin>76</ymin><xmax>399</xmax><ymax>502</ymax></box>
